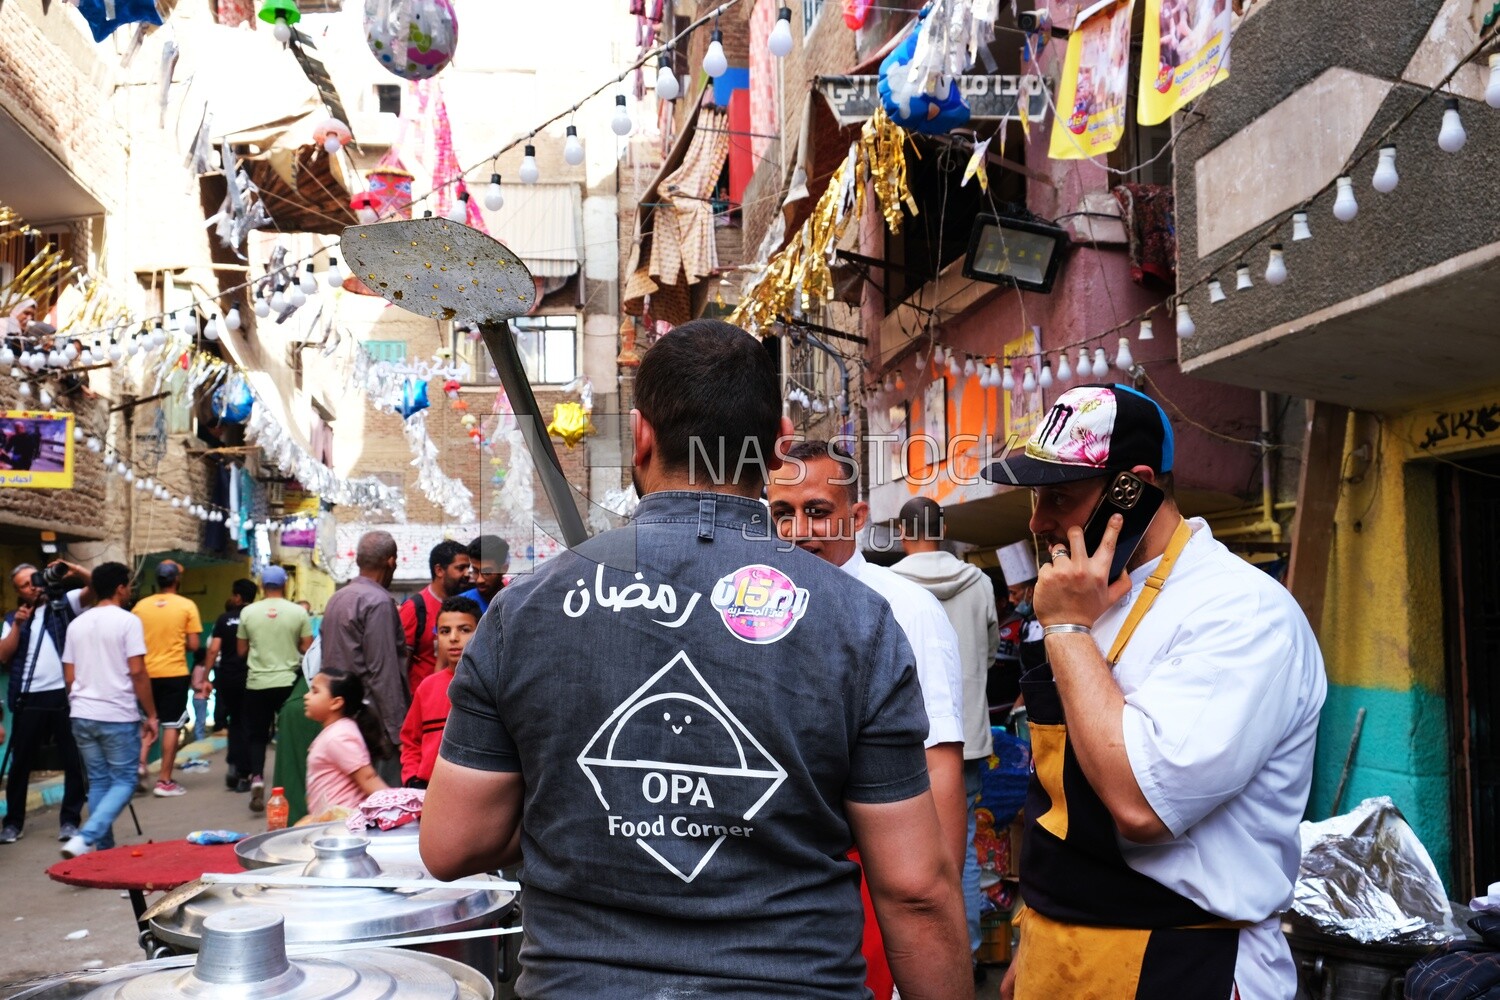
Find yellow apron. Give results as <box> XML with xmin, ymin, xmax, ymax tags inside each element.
<box><xmin>1015</xmin><ymin>521</ymin><xmax>1242</xmax><ymax>1000</ymax></box>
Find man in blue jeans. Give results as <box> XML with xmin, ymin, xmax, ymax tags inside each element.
<box><xmin>61</xmin><ymin>562</ymin><xmax>156</xmax><ymax>858</ymax></box>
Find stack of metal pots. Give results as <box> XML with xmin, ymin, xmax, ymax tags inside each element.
<box><xmin>235</xmin><ymin>820</ymin><xmax>425</xmax><ymax>871</ymax></box>
<box><xmin>10</xmin><ymin>906</ymin><xmax>492</xmax><ymax>1000</ymax></box>
<box><xmin>148</xmin><ymin>835</ymin><xmax>516</xmax><ymax>987</ymax></box>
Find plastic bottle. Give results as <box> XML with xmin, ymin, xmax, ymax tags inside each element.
<box><xmin>266</xmin><ymin>787</ymin><xmax>289</xmax><ymax>831</ymax></box>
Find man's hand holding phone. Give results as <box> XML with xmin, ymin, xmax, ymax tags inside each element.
<box><xmin>1035</xmin><ymin>515</ymin><xmax>1135</xmax><ymax>629</ymax></box>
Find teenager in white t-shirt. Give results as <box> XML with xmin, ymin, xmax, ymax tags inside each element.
<box><xmin>60</xmin><ymin>562</ymin><xmax>157</xmax><ymax>858</ymax></box>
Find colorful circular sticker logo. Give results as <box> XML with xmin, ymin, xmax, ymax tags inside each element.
<box><xmin>710</xmin><ymin>564</ymin><xmax>810</xmax><ymax>645</ymax></box>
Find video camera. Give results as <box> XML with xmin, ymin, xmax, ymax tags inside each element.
<box><xmin>30</xmin><ymin>561</ymin><xmax>73</xmax><ymax>603</ymax></box>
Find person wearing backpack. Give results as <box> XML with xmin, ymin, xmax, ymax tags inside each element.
<box><xmin>398</xmin><ymin>540</ymin><xmax>471</xmax><ymax>693</ymax></box>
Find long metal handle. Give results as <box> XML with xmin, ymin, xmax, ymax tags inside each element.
<box><xmin>479</xmin><ymin>321</ymin><xmax>588</xmax><ymax>547</ymax></box>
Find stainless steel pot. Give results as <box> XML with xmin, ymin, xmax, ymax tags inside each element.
<box><xmin>235</xmin><ymin>819</ymin><xmax>424</xmax><ymax>871</ymax></box>
<box><xmin>11</xmin><ymin>906</ymin><xmax>492</xmax><ymax>999</ymax></box>
<box><xmin>150</xmin><ymin>836</ymin><xmax>515</xmax><ymax>986</ymax></box>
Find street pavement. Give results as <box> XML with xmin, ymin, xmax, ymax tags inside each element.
<box><xmin>0</xmin><ymin>737</ymin><xmax>275</xmax><ymax>993</ymax></box>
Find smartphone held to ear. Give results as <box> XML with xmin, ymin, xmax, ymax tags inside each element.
<box><xmin>1081</xmin><ymin>471</ymin><xmax>1165</xmax><ymax>582</ymax></box>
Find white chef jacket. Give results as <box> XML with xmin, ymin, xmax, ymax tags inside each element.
<box><xmin>841</xmin><ymin>551</ymin><xmax>964</xmax><ymax>748</ymax></box>
<box><xmin>1091</xmin><ymin>519</ymin><xmax>1326</xmax><ymax>1000</ymax></box>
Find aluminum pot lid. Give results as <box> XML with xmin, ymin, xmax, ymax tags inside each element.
<box><xmin>236</xmin><ymin>820</ymin><xmax>422</xmax><ymax>870</ymax></box>
<box><xmin>14</xmin><ymin>908</ymin><xmax>492</xmax><ymax>1000</ymax></box>
<box><xmin>152</xmin><ymin>837</ymin><xmax>513</xmax><ymax>948</ymax></box>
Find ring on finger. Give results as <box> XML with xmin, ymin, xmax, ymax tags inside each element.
<box><xmin>1051</xmin><ymin>547</ymin><xmax>1069</xmax><ymax>560</ymax></box>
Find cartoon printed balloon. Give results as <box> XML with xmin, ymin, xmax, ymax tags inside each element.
<box><xmin>363</xmin><ymin>0</ymin><xmax>458</xmax><ymax>81</ymax></box>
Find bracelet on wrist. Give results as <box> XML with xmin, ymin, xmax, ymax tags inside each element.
<box><xmin>1042</xmin><ymin>624</ymin><xmax>1092</xmax><ymax>637</ymax></box>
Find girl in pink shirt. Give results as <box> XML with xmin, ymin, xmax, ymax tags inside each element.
<box><xmin>303</xmin><ymin>670</ymin><xmax>388</xmax><ymax>815</ymax></box>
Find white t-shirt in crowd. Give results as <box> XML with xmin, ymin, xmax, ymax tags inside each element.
<box><xmin>62</xmin><ymin>605</ymin><xmax>149</xmax><ymax>724</ymax></box>
<box><xmin>2</xmin><ymin>590</ymin><xmax>85</xmax><ymax>694</ymax></box>
<box><xmin>1093</xmin><ymin>518</ymin><xmax>1327</xmax><ymax>1000</ymax></box>
<box><xmin>841</xmin><ymin>550</ymin><xmax>965</xmax><ymax>748</ymax></box>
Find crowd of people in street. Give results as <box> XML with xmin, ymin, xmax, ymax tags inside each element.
<box><xmin>0</xmin><ymin>317</ymin><xmax>1330</xmax><ymax>998</ymax></box>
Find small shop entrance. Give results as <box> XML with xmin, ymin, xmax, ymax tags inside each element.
<box><xmin>1439</xmin><ymin>453</ymin><xmax>1500</xmax><ymax>898</ymax></box>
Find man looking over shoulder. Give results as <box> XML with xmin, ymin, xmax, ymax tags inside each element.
<box><xmin>986</xmin><ymin>384</ymin><xmax>1326</xmax><ymax>1000</ymax></box>
<box><xmin>422</xmin><ymin>319</ymin><xmax>970</xmax><ymax>1000</ymax></box>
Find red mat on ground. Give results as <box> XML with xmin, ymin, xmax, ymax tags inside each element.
<box><xmin>46</xmin><ymin>841</ymin><xmax>241</xmax><ymax>892</ymax></box>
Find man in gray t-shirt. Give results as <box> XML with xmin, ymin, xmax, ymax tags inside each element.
<box><xmin>423</xmin><ymin>321</ymin><xmax>970</xmax><ymax>999</ymax></box>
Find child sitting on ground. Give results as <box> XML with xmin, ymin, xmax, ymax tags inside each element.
<box><xmin>400</xmin><ymin>596</ymin><xmax>481</xmax><ymax>789</ymax></box>
<box><xmin>304</xmin><ymin>669</ymin><xmax>389</xmax><ymax>814</ymax></box>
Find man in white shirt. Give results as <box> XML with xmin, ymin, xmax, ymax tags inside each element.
<box><xmin>60</xmin><ymin>562</ymin><xmax>157</xmax><ymax>858</ymax></box>
<box><xmin>769</xmin><ymin>440</ymin><xmax>967</xmax><ymax>998</ymax></box>
<box><xmin>984</xmin><ymin>384</ymin><xmax>1326</xmax><ymax>1000</ymax></box>
<box><xmin>891</xmin><ymin>497</ymin><xmax>1000</xmax><ymax>973</ymax></box>
<box><xmin>0</xmin><ymin>562</ymin><xmax>90</xmax><ymax>844</ymax></box>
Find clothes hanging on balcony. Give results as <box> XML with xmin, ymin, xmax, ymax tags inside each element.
<box><xmin>1112</xmin><ymin>183</ymin><xmax>1175</xmax><ymax>286</ymax></box>
<box><xmin>648</xmin><ymin>107</ymin><xmax>731</xmax><ymax>290</ymax></box>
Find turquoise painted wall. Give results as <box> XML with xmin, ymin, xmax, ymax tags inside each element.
<box><xmin>1309</xmin><ymin>683</ymin><xmax>1452</xmax><ymax>883</ymax></box>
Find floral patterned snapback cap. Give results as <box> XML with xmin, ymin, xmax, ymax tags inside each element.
<box><xmin>982</xmin><ymin>383</ymin><xmax>1175</xmax><ymax>487</ymax></box>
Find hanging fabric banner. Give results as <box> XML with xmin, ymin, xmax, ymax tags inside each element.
<box><xmin>1048</xmin><ymin>0</ymin><xmax>1134</xmax><ymax>160</ymax></box>
<box><xmin>1137</xmin><ymin>0</ymin><xmax>1231</xmax><ymax>126</ymax></box>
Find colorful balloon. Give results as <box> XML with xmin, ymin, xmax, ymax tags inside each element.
<box><xmin>363</xmin><ymin>0</ymin><xmax>458</xmax><ymax>81</ymax></box>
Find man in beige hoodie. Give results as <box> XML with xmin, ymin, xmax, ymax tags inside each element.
<box><xmin>892</xmin><ymin>497</ymin><xmax>1000</xmax><ymax>977</ymax></box>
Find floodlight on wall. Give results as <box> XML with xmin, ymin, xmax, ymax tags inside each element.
<box><xmin>962</xmin><ymin>213</ymin><xmax>1069</xmax><ymax>293</ymax></box>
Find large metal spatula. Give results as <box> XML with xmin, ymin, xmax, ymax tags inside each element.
<box><xmin>341</xmin><ymin>218</ymin><xmax>588</xmax><ymax>547</ymax></box>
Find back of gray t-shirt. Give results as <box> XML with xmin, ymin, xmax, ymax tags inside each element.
<box><xmin>441</xmin><ymin>492</ymin><xmax>929</xmax><ymax>998</ymax></box>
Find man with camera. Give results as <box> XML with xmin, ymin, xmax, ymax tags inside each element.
<box><xmin>1</xmin><ymin>560</ymin><xmax>92</xmax><ymax>844</ymax></box>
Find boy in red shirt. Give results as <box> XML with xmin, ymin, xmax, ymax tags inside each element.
<box><xmin>399</xmin><ymin>597</ymin><xmax>480</xmax><ymax>788</ymax></box>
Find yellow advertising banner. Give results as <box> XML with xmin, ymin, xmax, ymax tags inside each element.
<box><xmin>0</xmin><ymin>410</ymin><xmax>75</xmax><ymax>489</ymax></box>
<box><xmin>1138</xmin><ymin>0</ymin><xmax>1232</xmax><ymax>125</ymax></box>
<box><xmin>1004</xmin><ymin>328</ymin><xmax>1045</xmax><ymax>442</ymax></box>
<box><xmin>1048</xmin><ymin>0</ymin><xmax>1134</xmax><ymax>160</ymax></box>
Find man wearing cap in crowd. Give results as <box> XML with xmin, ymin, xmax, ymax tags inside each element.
<box><xmin>988</xmin><ymin>384</ymin><xmax>1326</xmax><ymax>1000</ymax></box>
<box><xmin>236</xmin><ymin>566</ymin><xmax>312</xmax><ymax>812</ymax></box>
<box><xmin>992</xmin><ymin>541</ymin><xmax>1044</xmax><ymax>712</ymax></box>
<box><xmin>890</xmin><ymin>496</ymin><xmax>999</xmax><ymax>979</ymax></box>
<box><xmin>133</xmin><ymin>560</ymin><xmax>202</xmax><ymax>797</ymax></box>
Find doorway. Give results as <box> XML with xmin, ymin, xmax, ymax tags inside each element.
<box><xmin>1439</xmin><ymin>453</ymin><xmax>1500</xmax><ymax>898</ymax></box>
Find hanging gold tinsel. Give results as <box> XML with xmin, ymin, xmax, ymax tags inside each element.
<box><xmin>731</xmin><ymin>105</ymin><xmax>916</xmax><ymax>333</ymax></box>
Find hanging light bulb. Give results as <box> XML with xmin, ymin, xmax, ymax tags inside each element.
<box><xmin>1235</xmin><ymin>263</ymin><xmax>1253</xmax><ymax>291</ymax></box>
<box><xmin>947</xmin><ymin>352</ymin><xmax>961</xmax><ymax>378</ymax></box>
<box><xmin>1021</xmin><ymin>366</ymin><xmax>1037</xmax><ymax>393</ymax></box>
<box><xmin>204</xmin><ymin>316</ymin><xmax>221</xmax><ymax>341</ymax></box>
<box><xmin>1176</xmin><ymin>303</ymin><xmax>1196</xmax><ymax>338</ymax></box>
<box><xmin>1332</xmin><ymin>176</ymin><xmax>1358</xmax><ymax>221</ymax></box>
<box><xmin>1091</xmin><ymin>349</ymin><xmax>1109</xmax><ymax>379</ymax></box>
<box><xmin>704</xmin><ymin>26</ymin><xmax>728</xmax><ymax>78</ymax></box>
<box><xmin>87</xmin><ymin>437</ymin><xmax>102</xmax><ymax>453</ymax></box>
<box><xmin>1056</xmin><ymin>351</ymin><xmax>1073</xmax><ymax>382</ymax></box>
<box><xmin>288</xmin><ymin>284</ymin><xmax>307</xmax><ymax>308</ymax></box>
<box><xmin>1438</xmin><ymin>96</ymin><xmax>1466</xmax><ymax>153</ymax></box>
<box><xmin>226</xmin><ymin>306</ymin><xmax>243</xmax><ymax>331</ymax></box>
<box><xmin>519</xmin><ymin>144</ymin><xmax>541</xmax><ymax>184</ymax></box>
<box><xmin>485</xmin><ymin>173</ymin><xmax>505</xmax><ymax>211</ymax></box>
<box><xmin>300</xmin><ymin>264</ymin><xmax>318</xmax><ymax>294</ymax></box>
<box><xmin>1115</xmin><ymin>338</ymin><xmax>1135</xmax><ymax>372</ymax></box>
<box><xmin>1208</xmin><ymin>276</ymin><xmax>1227</xmax><ymax>303</ymax></box>
<box><xmin>611</xmin><ymin>95</ymin><xmax>633</xmax><ymax>136</ymax></box>
<box><xmin>1486</xmin><ymin>53</ymin><xmax>1500</xmax><ymax>109</ymax></box>
<box><xmin>894</xmin><ymin>371</ymin><xmax>906</xmax><ymax>392</ymax></box>
<box><xmin>977</xmin><ymin>365</ymin><xmax>992</xmax><ymax>389</ymax></box>
<box><xmin>1039</xmin><ymin>362</ymin><xmax>1054</xmax><ymax>388</ymax></box>
<box><xmin>171</xmin><ymin>497</ymin><xmax>181</xmax><ymax>508</ymax></box>
<box><xmin>446</xmin><ymin>191</ymin><xmax>471</xmax><ymax>225</ymax></box>
<box><xmin>183</xmin><ymin>311</ymin><xmax>201</xmax><ymax>337</ymax></box>
<box><xmin>1265</xmin><ymin>244</ymin><xmax>1288</xmax><ymax>286</ymax></box>
<box><xmin>325</xmin><ymin>256</ymin><xmax>344</xmax><ymax>288</ymax></box>
<box><xmin>150</xmin><ymin>322</ymin><xmax>167</xmax><ymax>347</ymax></box>
<box><xmin>1292</xmin><ymin>211</ymin><xmax>1312</xmax><ymax>241</ymax></box>
<box><xmin>1138</xmin><ymin>319</ymin><xmax>1155</xmax><ymax>341</ymax></box>
<box><xmin>16</xmin><ymin>382</ymin><xmax>30</xmax><ymax>399</ymax></box>
<box><xmin>1001</xmin><ymin>364</ymin><xmax>1015</xmax><ymax>392</ymax></box>
<box><xmin>63</xmin><ymin>342</ymin><xmax>80</xmax><ymax>363</ymax></box>
<box><xmin>563</xmin><ymin>126</ymin><xmax>585</xmax><ymax>166</ymax></box>
<box><xmin>655</xmin><ymin>58</ymin><xmax>680</xmax><ymax>101</ymax></box>
<box><xmin>882</xmin><ymin>372</ymin><xmax>894</xmax><ymax>392</ymax></box>
<box><xmin>0</xmin><ymin>347</ymin><xmax>12</xmax><ymax>367</ymax></box>
<box><xmin>963</xmin><ymin>355</ymin><xmax>975</xmax><ymax>377</ymax></box>
<box><xmin>1078</xmin><ymin>347</ymin><xmax>1092</xmax><ymax>378</ymax></box>
<box><xmin>1371</xmin><ymin>145</ymin><xmax>1398</xmax><ymax>193</ymax></box>
<box><xmin>769</xmin><ymin>7</ymin><xmax>794</xmax><ymax>58</ymax></box>
<box><xmin>108</xmin><ymin>343</ymin><xmax>123</xmax><ymax>362</ymax></box>
<box><xmin>38</xmin><ymin>387</ymin><xmax>52</xmax><ymax>407</ymax></box>
<box><xmin>268</xmin><ymin>287</ymin><xmax>286</xmax><ymax>314</ymax></box>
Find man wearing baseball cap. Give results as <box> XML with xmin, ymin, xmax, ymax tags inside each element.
<box><xmin>236</xmin><ymin>566</ymin><xmax>312</xmax><ymax>812</ymax></box>
<box><xmin>985</xmin><ymin>384</ymin><xmax>1326</xmax><ymax>1000</ymax></box>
